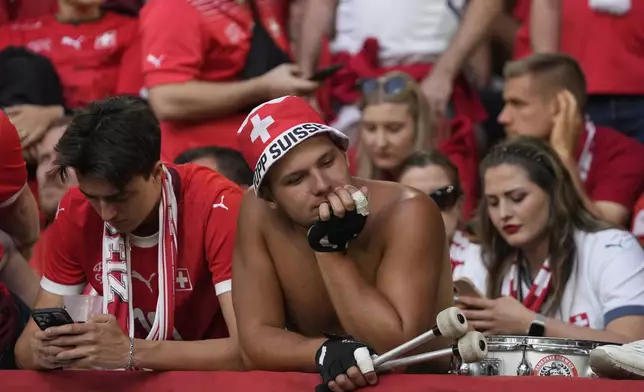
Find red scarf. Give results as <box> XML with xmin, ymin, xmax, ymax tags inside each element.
<box><xmin>503</xmin><ymin>259</ymin><xmax>552</xmax><ymax>313</ymax></box>
<box><xmin>101</xmin><ymin>165</ymin><xmax>178</xmax><ymax>340</ymax></box>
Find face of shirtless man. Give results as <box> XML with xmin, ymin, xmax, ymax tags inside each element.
<box><xmin>233</xmin><ymin>96</ymin><xmax>454</xmax><ymax>391</ymax></box>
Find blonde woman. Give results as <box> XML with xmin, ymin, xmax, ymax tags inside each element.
<box><xmin>352</xmin><ymin>71</ymin><xmax>480</xmax><ymax>217</ymax></box>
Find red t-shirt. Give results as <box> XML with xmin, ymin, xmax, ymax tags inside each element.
<box><xmin>0</xmin><ymin>112</ymin><xmax>27</xmax><ymax>209</ymax></box>
<box><xmin>140</xmin><ymin>0</ymin><xmax>290</xmax><ymax>161</ymax></box>
<box><xmin>514</xmin><ymin>1</ymin><xmax>644</xmax><ymax>94</ymax></box>
<box><xmin>0</xmin><ymin>12</ymin><xmax>139</xmax><ymax>109</ymax></box>
<box><xmin>575</xmin><ymin>124</ymin><xmax>644</xmax><ymax>210</ymax></box>
<box><xmin>40</xmin><ymin>164</ymin><xmax>243</xmax><ymax>340</ymax></box>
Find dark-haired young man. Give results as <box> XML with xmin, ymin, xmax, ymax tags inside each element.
<box><xmin>14</xmin><ymin>96</ymin><xmax>244</xmax><ymax>371</ymax></box>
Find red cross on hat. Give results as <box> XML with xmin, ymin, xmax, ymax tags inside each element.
<box><xmin>236</xmin><ymin>96</ymin><xmax>350</xmax><ymax>194</ymax></box>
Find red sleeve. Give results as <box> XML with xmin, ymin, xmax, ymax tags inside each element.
<box><xmin>115</xmin><ymin>25</ymin><xmax>144</xmax><ymax>96</ymax></box>
<box><xmin>205</xmin><ymin>183</ymin><xmax>243</xmax><ymax>295</ymax></box>
<box><xmin>41</xmin><ymin>192</ymin><xmax>87</xmax><ymax>295</ymax></box>
<box><xmin>588</xmin><ymin>135</ymin><xmax>644</xmax><ymax>210</ymax></box>
<box><xmin>0</xmin><ymin>112</ymin><xmax>27</xmax><ymax>208</ymax></box>
<box><xmin>438</xmin><ymin>116</ymin><xmax>480</xmax><ymax>220</ymax></box>
<box><xmin>140</xmin><ymin>0</ymin><xmax>205</xmax><ymax>88</ymax></box>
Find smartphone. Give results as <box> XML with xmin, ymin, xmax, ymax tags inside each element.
<box><xmin>454</xmin><ymin>278</ymin><xmax>484</xmax><ymax>298</ymax></box>
<box><xmin>309</xmin><ymin>64</ymin><xmax>343</xmax><ymax>82</ymax></box>
<box><xmin>31</xmin><ymin>307</ymin><xmax>75</xmax><ymax>331</ymax></box>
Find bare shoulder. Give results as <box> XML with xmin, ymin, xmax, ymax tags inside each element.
<box><xmin>355</xmin><ymin>178</ymin><xmax>442</xmax><ymax>224</ymax></box>
<box><xmin>239</xmin><ymin>188</ymin><xmax>276</xmax><ymax>231</ymax></box>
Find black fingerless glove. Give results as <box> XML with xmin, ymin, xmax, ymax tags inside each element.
<box><xmin>315</xmin><ymin>336</ymin><xmax>376</xmax><ymax>391</ymax></box>
<box><xmin>307</xmin><ymin>209</ymin><xmax>367</xmax><ymax>252</ymax></box>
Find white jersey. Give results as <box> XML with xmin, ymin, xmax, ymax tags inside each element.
<box><xmin>331</xmin><ymin>0</ymin><xmax>465</xmax><ymax>65</ymax></box>
<box><xmin>450</xmin><ymin>230</ymin><xmax>482</xmax><ymax>276</ymax></box>
<box><xmin>453</xmin><ymin>228</ymin><xmax>644</xmax><ymax>329</ymax></box>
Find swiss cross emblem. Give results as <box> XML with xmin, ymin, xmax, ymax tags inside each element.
<box><xmin>175</xmin><ymin>268</ymin><xmax>193</xmax><ymax>291</ymax></box>
<box><xmin>569</xmin><ymin>313</ymin><xmax>590</xmax><ymax>327</ymax></box>
<box><xmin>250</xmin><ymin>114</ymin><xmax>274</xmax><ymax>144</ymax></box>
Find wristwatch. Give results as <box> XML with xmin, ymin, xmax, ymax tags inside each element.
<box><xmin>528</xmin><ymin>314</ymin><xmax>546</xmax><ymax>336</ymax></box>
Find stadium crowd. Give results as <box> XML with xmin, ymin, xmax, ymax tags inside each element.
<box><xmin>1</xmin><ymin>0</ymin><xmax>644</xmax><ymax>390</ymax></box>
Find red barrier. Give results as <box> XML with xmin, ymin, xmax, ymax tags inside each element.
<box><xmin>1</xmin><ymin>371</ymin><xmax>644</xmax><ymax>392</ymax></box>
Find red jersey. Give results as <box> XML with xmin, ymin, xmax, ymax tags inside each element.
<box><xmin>0</xmin><ymin>112</ymin><xmax>27</xmax><ymax>209</ymax></box>
<box><xmin>41</xmin><ymin>164</ymin><xmax>243</xmax><ymax>341</ymax></box>
<box><xmin>140</xmin><ymin>0</ymin><xmax>290</xmax><ymax>161</ymax></box>
<box><xmin>0</xmin><ymin>0</ymin><xmax>57</xmax><ymax>25</ymax></box>
<box><xmin>0</xmin><ymin>12</ymin><xmax>139</xmax><ymax>109</ymax></box>
<box><xmin>575</xmin><ymin>123</ymin><xmax>644</xmax><ymax>211</ymax></box>
<box><xmin>514</xmin><ymin>1</ymin><xmax>644</xmax><ymax>94</ymax></box>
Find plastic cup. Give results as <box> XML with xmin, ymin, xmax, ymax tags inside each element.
<box><xmin>63</xmin><ymin>295</ymin><xmax>104</xmax><ymax>322</ymax></box>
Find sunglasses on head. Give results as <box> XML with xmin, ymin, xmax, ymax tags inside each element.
<box><xmin>429</xmin><ymin>185</ymin><xmax>460</xmax><ymax>211</ymax></box>
<box><xmin>357</xmin><ymin>75</ymin><xmax>410</xmax><ymax>97</ymax></box>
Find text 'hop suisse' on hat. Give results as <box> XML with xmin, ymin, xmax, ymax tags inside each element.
<box><xmin>236</xmin><ymin>96</ymin><xmax>350</xmax><ymax>195</ymax></box>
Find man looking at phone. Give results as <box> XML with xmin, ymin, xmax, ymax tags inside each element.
<box><xmin>499</xmin><ymin>53</ymin><xmax>644</xmax><ymax>227</ymax></box>
<box><xmin>233</xmin><ymin>96</ymin><xmax>454</xmax><ymax>391</ymax></box>
<box><xmin>14</xmin><ymin>96</ymin><xmax>244</xmax><ymax>371</ymax></box>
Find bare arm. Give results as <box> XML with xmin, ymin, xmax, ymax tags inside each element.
<box><xmin>431</xmin><ymin>0</ymin><xmax>505</xmax><ymax>80</ymax></box>
<box><xmin>233</xmin><ymin>192</ymin><xmax>325</xmax><ymax>372</ymax></box>
<box><xmin>490</xmin><ymin>11</ymin><xmax>521</xmax><ymax>54</ymax></box>
<box><xmin>148</xmin><ymin>78</ymin><xmax>269</xmax><ymax>123</ymax></box>
<box><xmin>0</xmin><ymin>239</ymin><xmax>39</xmax><ymax>307</ymax></box>
<box><xmin>296</xmin><ymin>0</ymin><xmax>338</xmax><ymax>77</ymax></box>
<box><xmin>543</xmin><ymin>315</ymin><xmax>644</xmax><ymax>344</ymax></box>
<box><xmin>315</xmin><ymin>192</ymin><xmax>447</xmax><ymax>354</ymax></box>
<box><xmin>132</xmin><ymin>292</ymin><xmax>243</xmax><ymax>370</ymax></box>
<box><xmin>0</xmin><ymin>186</ymin><xmax>40</xmax><ymax>260</ymax></box>
<box><xmin>530</xmin><ymin>0</ymin><xmax>561</xmax><ymax>53</ymax></box>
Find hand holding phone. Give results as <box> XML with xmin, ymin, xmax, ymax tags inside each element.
<box><xmin>309</xmin><ymin>64</ymin><xmax>343</xmax><ymax>82</ymax></box>
<box><xmin>454</xmin><ymin>278</ymin><xmax>484</xmax><ymax>299</ymax></box>
<box><xmin>32</xmin><ymin>307</ymin><xmax>75</xmax><ymax>331</ymax></box>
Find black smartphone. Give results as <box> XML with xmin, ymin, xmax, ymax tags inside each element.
<box><xmin>31</xmin><ymin>307</ymin><xmax>75</xmax><ymax>331</ymax></box>
<box><xmin>309</xmin><ymin>64</ymin><xmax>343</xmax><ymax>82</ymax></box>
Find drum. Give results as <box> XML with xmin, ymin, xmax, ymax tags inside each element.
<box><xmin>452</xmin><ymin>336</ymin><xmax>614</xmax><ymax>377</ymax></box>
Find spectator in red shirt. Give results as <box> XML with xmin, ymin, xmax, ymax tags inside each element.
<box><xmin>0</xmin><ymin>110</ymin><xmax>42</xmax><ymax>369</ymax></box>
<box><xmin>0</xmin><ymin>0</ymin><xmax>140</xmax><ymax>151</ymax></box>
<box><xmin>0</xmin><ymin>112</ymin><xmax>40</xmax><ymax>260</ymax></box>
<box><xmin>15</xmin><ymin>96</ymin><xmax>244</xmax><ymax>371</ymax></box>
<box><xmin>140</xmin><ymin>0</ymin><xmax>318</xmax><ymax>162</ymax></box>
<box><xmin>519</xmin><ymin>0</ymin><xmax>644</xmax><ymax>143</ymax></box>
<box><xmin>499</xmin><ymin>53</ymin><xmax>644</xmax><ymax>227</ymax></box>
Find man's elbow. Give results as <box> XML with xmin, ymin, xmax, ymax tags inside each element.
<box><xmin>147</xmin><ymin>85</ymin><xmax>190</xmax><ymax>122</ymax></box>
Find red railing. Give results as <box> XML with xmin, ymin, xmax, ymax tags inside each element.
<box><xmin>1</xmin><ymin>370</ymin><xmax>643</xmax><ymax>392</ymax></box>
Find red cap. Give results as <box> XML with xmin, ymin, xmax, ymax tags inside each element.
<box><xmin>236</xmin><ymin>96</ymin><xmax>350</xmax><ymax>193</ymax></box>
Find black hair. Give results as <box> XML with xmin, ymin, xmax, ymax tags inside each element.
<box><xmin>174</xmin><ymin>146</ymin><xmax>253</xmax><ymax>187</ymax></box>
<box><xmin>54</xmin><ymin>95</ymin><xmax>160</xmax><ymax>190</ymax></box>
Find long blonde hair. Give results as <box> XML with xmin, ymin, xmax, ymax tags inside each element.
<box><xmin>356</xmin><ymin>71</ymin><xmax>433</xmax><ymax>179</ymax></box>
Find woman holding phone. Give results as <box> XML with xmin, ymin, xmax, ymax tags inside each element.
<box><xmin>454</xmin><ymin>136</ymin><xmax>644</xmax><ymax>343</ymax></box>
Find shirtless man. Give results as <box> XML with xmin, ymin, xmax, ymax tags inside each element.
<box><xmin>233</xmin><ymin>96</ymin><xmax>453</xmax><ymax>392</ymax></box>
